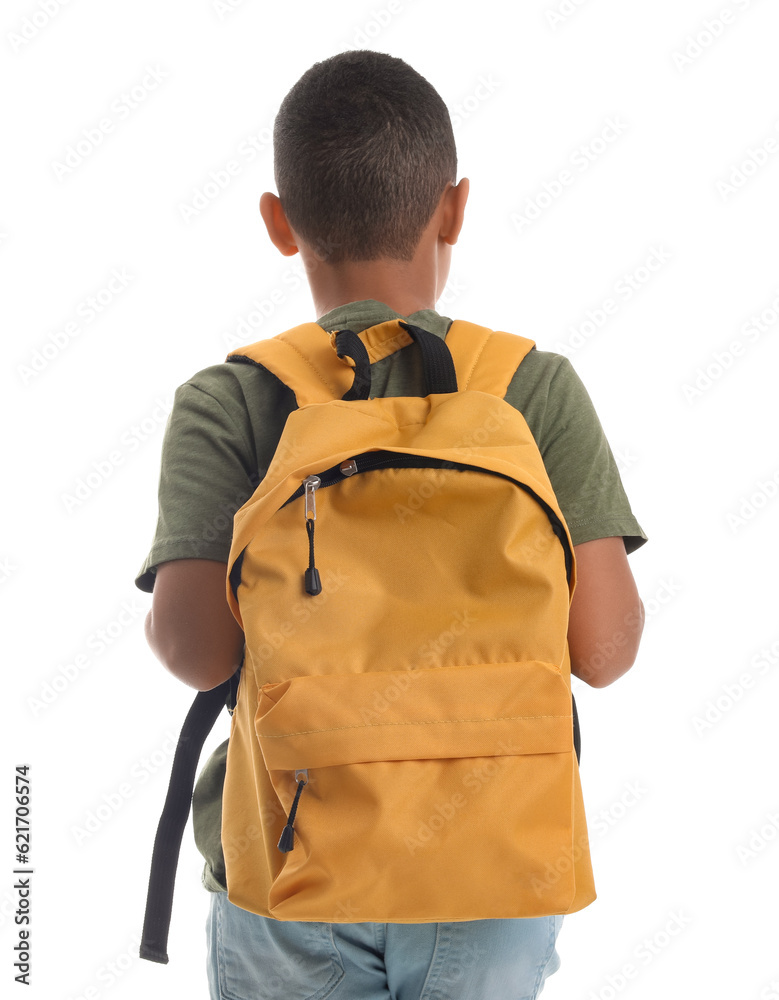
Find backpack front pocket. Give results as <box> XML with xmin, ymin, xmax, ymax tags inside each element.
<box><xmin>255</xmin><ymin>659</ymin><xmax>580</xmax><ymax>922</ymax></box>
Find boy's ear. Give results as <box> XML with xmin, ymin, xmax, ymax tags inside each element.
<box><xmin>259</xmin><ymin>192</ymin><xmax>299</xmax><ymax>257</ymax></box>
<box><xmin>439</xmin><ymin>177</ymin><xmax>469</xmax><ymax>246</ymax></box>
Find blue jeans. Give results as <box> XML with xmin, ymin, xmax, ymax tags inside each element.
<box><xmin>207</xmin><ymin>891</ymin><xmax>563</xmax><ymax>1000</ymax></box>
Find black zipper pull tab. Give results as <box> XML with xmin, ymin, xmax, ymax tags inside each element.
<box><xmin>302</xmin><ymin>475</ymin><xmax>322</xmax><ymax>596</ymax></box>
<box><xmin>278</xmin><ymin>769</ymin><xmax>308</xmax><ymax>853</ymax></box>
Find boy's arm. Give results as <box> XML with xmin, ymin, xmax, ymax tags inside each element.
<box><xmin>145</xmin><ymin>537</ymin><xmax>645</xmax><ymax>692</ymax></box>
<box><xmin>568</xmin><ymin>536</ymin><xmax>645</xmax><ymax>688</ymax></box>
<box><xmin>145</xmin><ymin>558</ymin><xmax>244</xmax><ymax>691</ymax></box>
<box><xmin>144</xmin><ymin>525</ymin><xmax>646</xmax><ymax>697</ymax></box>
<box><xmin>510</xmin><ymin>354</ymin><xmax>647</xmax><ymax>689</ymax></box>
<box><xmin>137</xmin><ymin>370</ymin><xmax>291</xmax><ymax>691</ymax></box>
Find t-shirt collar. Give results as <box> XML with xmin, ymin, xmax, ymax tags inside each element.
<box><xmin>316</xmin><ymin>298</ymin><xmax>450</xmax><ymax>339</ymax></box>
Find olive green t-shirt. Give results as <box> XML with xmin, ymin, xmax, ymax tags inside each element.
<box><xmin>135</xmin><ymin>298</ymin><xmax>647</xmax><ymax>892</ymax></box>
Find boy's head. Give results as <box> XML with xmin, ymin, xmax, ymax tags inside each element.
<box><xmin>260</xmin><ymin>50</ymin><xmax>469</xmax><ymax>316</ymax></box>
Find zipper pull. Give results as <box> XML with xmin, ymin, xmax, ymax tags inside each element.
<box><xmin>277</xmin><ymin>769</ymin><xmax>309</xmax><ymax>853</ymax></box>
<box><xmin>304</xmin><ymin>475</ymin><xmax>321</xmax><ymax>519</ymax></box>
<box><xmin>303</xmin><ymin>475</ymin><xmax>322</xmax><ymax>596</ymax></box>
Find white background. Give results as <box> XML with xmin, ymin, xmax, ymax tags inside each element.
<box><xmin>3</xmin><ymin>1</ymin><xmax>779</xmax><ymax>998</ymax></box>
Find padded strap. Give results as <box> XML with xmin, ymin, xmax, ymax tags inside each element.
<box><xmin>444</xmin><ymin>320</ymin><xmax>536</xmax><ymax>398</ymax></box>
<box><xmin>227</xmin><ymin>323</ymin><xmax>349</xmax><ymax>406</ymax></box>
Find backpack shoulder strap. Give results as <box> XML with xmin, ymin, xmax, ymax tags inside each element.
<box><xmin>444</xmin><ymin>320</ymin><xmax>536</xmax><ymax>399</ymax></box>
<box><xmin>139</xmin><ymin>675</ymin><xmax>236</xmax><ymax>963</ymax></box>
<box><xmin>226</xmin><ymin>322</ymin><xmax>365</xmax><ymax>406</ymax></box>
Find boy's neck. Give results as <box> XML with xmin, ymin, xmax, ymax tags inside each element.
<box><xmin>261</xmin><ymin>179</ymin><xmax>467</xmax><ymax>319</ymax></box>
<box><xmin>304</xmin><ymin>250</ymin><xmax>449</xmax><ymax>320</ymax></box>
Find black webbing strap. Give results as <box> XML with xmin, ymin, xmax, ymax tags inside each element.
<box><xmin>398</xmin><ymin>322</ymin><xmax>458</xmax><ymax>394</ymax></box>
<box><xmin>334</xmin><ymin>330</ymin><xmax>372</xmax><ymax>400</ymax></box>
<box><xmin>572</xmin><ymin>692</ymin><xmax>581</xmax><ymax>765</ymax></box>
<box><xmin>139</xmin><ymin>677</ymin><xmax>233</xmax><ymax>964</ymax></box>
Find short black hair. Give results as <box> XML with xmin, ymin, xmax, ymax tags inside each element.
<box><xmin>273</xmin><ymin>50</ymin><xmax>457</xmax><ymax>265</ymax></box>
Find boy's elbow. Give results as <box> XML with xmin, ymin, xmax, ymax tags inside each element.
<box><xmin>571</xmin><ymin>597</ymin><xmax>645</xmax><ymax>689</ymax></box>
<box><xmin>566</xmin><ymin>538</ymin><xmax>646</xmax><ymax>689</ymax></box>
<box><xmin>143</xmin><ymin>558</ymin><xmax>246</xmax><ymax>691</ymax></box>
<box><xmin>144</xmin><ymin>608</ymin><xmax>243</xmax><ymax>692</ymax></box>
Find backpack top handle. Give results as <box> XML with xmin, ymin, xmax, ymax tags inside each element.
<box><xmin>334</xmin><ymin>321</ymin><xmax>458</xmax><ymax>400</ymax></box>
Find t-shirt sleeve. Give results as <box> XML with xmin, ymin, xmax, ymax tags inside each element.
<box><xmin>533</xmin><ymin>355</ymin><xmax>647</xmax><ymax>554</ymax></box>
<box><xmin>134</xmin><ymin>376</ymin><xmax>260</xmax><ymax>593</ymax></box>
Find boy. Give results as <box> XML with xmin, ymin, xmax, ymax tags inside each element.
<box><xmin>137</xmin><ymin>50</ymin><xmax>647</xmax><ymax>1000</ymax></box>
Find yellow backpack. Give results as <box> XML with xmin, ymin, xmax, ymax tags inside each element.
<box><xmin>140</xmin><ymin>316</ymin><xmax>595</xmax><ymax>962</ymax></box>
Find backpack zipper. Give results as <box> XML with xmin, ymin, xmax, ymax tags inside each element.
<box><xmin>303</xmin><ymin>476</ymin><xmax>322</xmax><ymax>595</ymax></box>
<box><xmin>277</xmin><ymin>769</ymin><xmax>309</xmax><ymax>853</ymax></box>
<box><xmin>288</xmin><ymin>451</ymin><xmax>573</xmax><ymax>596</ymax></box>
